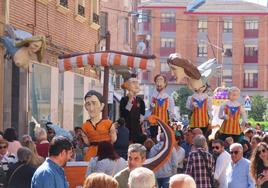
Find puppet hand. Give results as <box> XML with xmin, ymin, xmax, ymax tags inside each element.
<box><xmin>193</xmin><ymin>102</ymin><xmax>198</xmax><ymax>108</ymax></box>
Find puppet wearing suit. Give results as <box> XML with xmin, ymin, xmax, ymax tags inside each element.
<box><xmin>120</xmin><ymin>75</ymin><xmax>145</xmax><ymax>143</ymax></box>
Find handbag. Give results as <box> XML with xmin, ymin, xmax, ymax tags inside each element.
<box><xmin>199</xmin><ymin>150</ymin><xmax>220</xmax><ymax>188</ymax></box>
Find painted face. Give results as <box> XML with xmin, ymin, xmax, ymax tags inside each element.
<box><xmin>29</xmin><ymin>41</ymin><xmax>42</xmax><ymax>54</ymax></box>
<box><xmin>155</xmin><ymin>76</ymin><xmax>166</xmax><ymax>92</ymax></box>
<box><xmin>169</xmin><ymin>64</ymin><xmax>185</xmax><ymax>83</ymax></box>
<box><xmin>128</xmin><ymin>80</ymin><xmax>140</xmax><ymax>95</ymax></box>
<box><xmin>229</xmin><ymin>90</ymin><xmax>240</xmax><ymax>101</ymax></box>
<box><xmin>187</xmin><ymin>78</ymin><xmax>205</xmax><ymax>93</ymax></box>
<box><xmin>127</xmin><ymin>152</ymin><xmax>145</xmax><ymax>171</ymax></box>
<box><xmin>85</xmin><ymin>95</ymin><xmax>104</xmax><ymax>119</ymax></box>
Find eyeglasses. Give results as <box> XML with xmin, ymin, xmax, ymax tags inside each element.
<box><xmin>0</xmin><ymin>145</ymin><xmax>7</xmax><ymax>149</ymax></box>
<box><xmin>230</xmin><ymin>150</ymin><xmax>240</xmax><ymax>155</ymax></box>
<box><xmin>257</xmin><ymin>149</ymin><xmax>267</xmax><ymax>155</ymax></box>
<box><xmin>212</xmin><ymin>146</ymin><xmax>220</xmax><ymax>150</ymax></box>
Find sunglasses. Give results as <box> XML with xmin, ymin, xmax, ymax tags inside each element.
<box><xmin>212</xmin><ymin>146</ymin><xmax>220</xmax><ymax>150</ymax></box>
<box><xmin>257</xmin><ymin>149</ymin><xmax>266</xmax><ymax>155</ymax></box>
<box><xmin>0</xmin><ymin>145</ymin><xmax>7</xmax><ymax>149</ymax></box>
<box><xmin>230</xmin><ymin>150</ymin><xmax>240</xmax><ymax>155</ymax></box>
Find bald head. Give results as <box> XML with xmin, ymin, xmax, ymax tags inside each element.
<box><xmin>169</xmin><ymin>174</ymin><xmax>196</xmax><ymax>188</ymax></box>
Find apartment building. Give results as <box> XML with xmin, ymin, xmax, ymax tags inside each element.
<box><xmin>137</xmin><ymin>0</ymin><xmax>268</xmax><ymax>97</ymax></box>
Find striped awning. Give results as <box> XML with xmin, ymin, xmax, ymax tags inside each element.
<box><xmin>58</xmin><ymin>52</ymin><xmax>156</xmax><ymax>72</ymax></box>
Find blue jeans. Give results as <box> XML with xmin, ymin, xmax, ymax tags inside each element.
<box><xmin>157</xmin><ymin>177</ymin><xmax>170</xmax><ymax>188</ymax></box>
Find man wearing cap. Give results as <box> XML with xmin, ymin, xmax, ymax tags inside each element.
<box><xmin>80</xmin><ymin>90</ymin><xmax>117</xmax><ymax>161</ymax></box>
<box><xmin>120</xmin><ymin>74</ymin><xmax>145</xmax><ymax>143</ymax></box>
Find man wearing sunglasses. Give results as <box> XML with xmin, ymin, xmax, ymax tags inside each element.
<box><xmin>212</xmin><ymin>140</ymin><xmax>231</xmax><ymax>188</ymax></box>
<box><xmin>226</xmin><ymin>143</ymin><xmax>255</xmax><ymax>188</ymax></box>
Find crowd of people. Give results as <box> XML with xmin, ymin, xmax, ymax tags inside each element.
<box><xmin>0</xmin><ymin>72</ymin><xmax>268</xmax><ymax>188</ymax></box>
<box><xmin>0</xmin><ymin>119</ymin><xmax>267</xmax><ymax>188</ymax></box>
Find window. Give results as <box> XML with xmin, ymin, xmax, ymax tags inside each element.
<box><xmin>161</xmin><ymin>38</ymin><xmax>175</xmax><ymax>48</ymax></box>
<box><xmin>245</xmin><ymin>20</ymin><xmax>258</xmax><ymax>30</ymax></box>
<box><xmin>223</xmin><ymin>44</ymin><xmax>232</xmax><ymax>57</ymax></box>
<box><xmin>224</xmin><ymin>20</ymin><xmax>232</xmax><ymax>33</ymax></box>
<box><xmin>99</xmin><ymin>12</ymin><xmax>108</xmax><ymax>38</ymax></box>
<box><xmin>76</xmin><ymin>0</ymin><xmax>85</xmax><ymax>17</ymax></box>
<box><xmin>161</xmin><ymin>13</ymin><xmax>176</xmax><ymax>23</ymax></box>
<box><xmin>244</xmin><ymin>70</ymin><xmax>258</xmax><ymax>88</ymax></box>
<box><xmin>137</xmin><ymin>10</ymin><xmax>150</xmax><ymax>23</ymax></box>
<box><xmin>91</xmin><ymin>0</ymin><xmax>99</xmax><ymax>25</ymax></box>
<box><xmin>198</xmin><ymin>20</ymin><xmax>207</xmax><ymax>32</ymax></box>
<box><xmin>245</xmin><ymin>45</ymin><xmax>258</xmax><ymax>56</ymax></box>
<box><xmin>197</xmin><ymin>44</ymin><xmax>207</xmax><ymax>57</ymax></box>
<box><xmin>123</xmin><ymin>17</ymin><xmax>129</xmax><ymax>44</ymax></box>
<box><xmin>60</xmin><ymin>0</ymin><xmax>68</xmax><ymax>8</ymax></box>
<box><xmin>160</xmin><ymin>62</ymin><xmax>170</xmax><ymax>72</ymax></box>
<box><xmin>222</xmin><ymin>69</ymin><xmax>232</xmax><ymax>86</ymax></box>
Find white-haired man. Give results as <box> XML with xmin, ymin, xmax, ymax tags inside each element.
<box><xmin>128</xmin><ymin>167</ymin><xmax>156</xmax><ymax>188</ymax></box>
<box><xmin>169</xmin><ymin>174</ymin><xmax>196</xmax><ymax>188</ymax></box>
<box><xmin>226</xmin><ymin>143</ymin><xmax>254</xmax><ymax>188</ymax></box>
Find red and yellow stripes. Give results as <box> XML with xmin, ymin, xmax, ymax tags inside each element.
<box><xmin>58</xmin><ymin>52</ymin><xmax>155</xmax><ymax>72</ymax></box>
<box><xmin>152</xmin><ymin>98</ymin><xmax>169</xmax><ymax>125</ymax></box>
<box><xmin>189</xmin><ymin>98</ymin><xmax>209</xmax><ymax>128</ymax></box>
<box><xmin>220</xmin><ymin>106</ymin><xmax>241</xmax><ymax>135</ymax></box>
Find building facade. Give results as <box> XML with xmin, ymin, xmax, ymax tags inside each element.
<box><xmin>137</xmin><ymin>0</ymin><xmax>268</xmax><ymax>98</ymax></box>
<box><xmin>0</xmin><ymin>0</ymin><xmax>101</xmax><ymax>135</ymax></box>
<box><xmin>0</xmin><ymin>0</ymin><xmax>136</xmax><ymax>135</ymax></box>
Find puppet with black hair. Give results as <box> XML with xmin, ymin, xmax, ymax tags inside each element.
<box><xmin>119</xmin><ymin>74</ymin><xmax>145</xmax><ymax>143</ymax></box>
<box><xmin>81</xmin><ymin>90</ymin><xmax>117</xmax><ymax>161</ymax></box>
<box><xmin>168</xmin><ymin>53</ymin><xmax>218</xmax><ymax>136</ymax></box>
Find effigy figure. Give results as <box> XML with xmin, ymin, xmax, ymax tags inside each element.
<box><xmin>120</xmin><ymin>74</ymin><xmax>145</xmax><ymax>143</ymax></box>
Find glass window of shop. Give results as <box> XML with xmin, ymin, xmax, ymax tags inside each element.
<box><xmin>73</xmin><ymin>75</ymin><xmax>84</xmax><ymax>128</ymax></box>
<box><xmin>29</xmin><ymin>64</ymin><xmax>51</xmax><ymax>124</ymax></box>
<box><xmin>58</xmin><ymin>73</ymin><xmax>64</xmax><ymax>126</ymax></box>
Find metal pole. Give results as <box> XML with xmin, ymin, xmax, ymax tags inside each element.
<box><xmin>102</xmin><ymin>31</ymin><xmax>110</xmax><ymax>119</ymax></box>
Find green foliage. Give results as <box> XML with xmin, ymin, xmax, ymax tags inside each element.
<box><xmin>248</xmin><ymin>118</ymin><xmax>268</xmax><ymax>131</ymax></box>
<box><xmin>173</xmin><ymin>87</ymin><xmax>193</xmax><ymax>116</ymax></box>
<box><xmin>248</xmin><ymin>94</ymin><xmax>267</xmax><ymax>121</ymax></box>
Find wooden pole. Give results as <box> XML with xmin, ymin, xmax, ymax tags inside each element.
<box><xmin>102</xmin><ymin>31</ymin><xmax>110</xmax><ymax>119</ymax></box>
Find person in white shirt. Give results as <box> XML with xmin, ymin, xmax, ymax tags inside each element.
<box><xmin>212</xmin><ymin>139</ymin><xmax>231</xmax><ymax>188</ymax></box>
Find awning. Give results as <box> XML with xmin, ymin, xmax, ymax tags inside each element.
<box><xmin>57</xmin><ymin>51</ymin><xmax>156</xmax><ymax>72</ymax></box>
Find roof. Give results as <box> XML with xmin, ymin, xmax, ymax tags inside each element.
<box><xmin>139</xmin><ymin>0</ymin><xmax>190</xmax><ymax>8</ymax></box>
<box><xmin>187</xmin><ymin>0</ymin><xmax>268</xmax><ymax>14</ymax></box>
<box><xmin>139</xmin><ymin>0</ymin><xmax>268</xmax><ymax>14</ymax></box>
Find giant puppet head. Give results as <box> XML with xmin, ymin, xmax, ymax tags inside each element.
<box><xmin>121</xmin><ymin>74</ymin><xmax>140</xmax><ymax>96</ymax></box>
<box><xmin>228</xmin><ymin>86</ymin><xmax>241</xmax><ymax>103</ymax></box>
<box><xmin>167</xmin><ymin>53</ymin><xmax>218</xmax><ymax>93</ymax></box>
<box><xmin>84</xmin><ymin>90</ymin><xmax>105</xmax><ymax>121</ymax></box>
<box><xmin>154</xmin><ymin>74</ymin><xmax>167</xmax><ymax>92</ymax></box>
<box><xmin>0</xmin><ymin>31</ymin><xmax>46</xmax><ymax>70</ymax></box>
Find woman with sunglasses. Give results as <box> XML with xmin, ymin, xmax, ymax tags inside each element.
<box><xmin>250</xmin><ymin>142</ymin><xmax>268</xmax><ymax>188</ymax></box>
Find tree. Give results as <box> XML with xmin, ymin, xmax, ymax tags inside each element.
<box><xmin>248</xmin><ymin>94</ymin><xmax>267</xmax><ymax>121</ymax></box>
<box><xmin>173</xmin><ymin>86</ymin><xmax>193</xmax><ymax>116</ymax></box>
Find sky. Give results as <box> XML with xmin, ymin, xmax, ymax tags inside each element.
<box><xmin>243</xmin><ymin>0</ymin><xmax>267</xmax><ymax>6</ymax></box>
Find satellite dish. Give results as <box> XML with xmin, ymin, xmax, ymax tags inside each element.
<box><xmin>136</xmin><ymin>41</ymin><xmax>146</xmax><ymax>54</ymax></box>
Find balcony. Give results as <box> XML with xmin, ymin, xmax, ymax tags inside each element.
<box><xmin>244</xmin><ymin>29</ymin><xmax>258</xmax><ymax>38</ymax></box>
<box><xmin>244</xmin><ymin>55</ymin><xmax>258</xmax><ymax>63</ymax></box>
<box><xmin>160</xmin><ymin>47</ymin><xmax>175</xmax><ymax>57</ymax></box>
<box><xmin>161</xmin><ymin>23</ymin><xmax>176</xmax><ymax>32</ymax></box>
